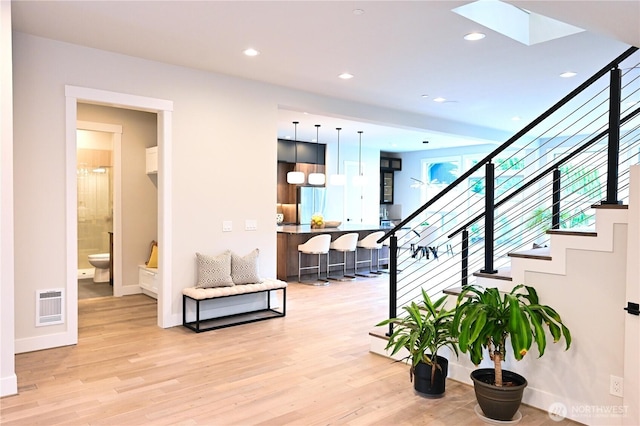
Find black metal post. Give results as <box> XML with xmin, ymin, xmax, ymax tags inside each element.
<box><xmin>387</xmin><ymin>235</ymin><xmax>398</xmax><ymax>336</ymax></box>
<box><xmin>552</xmin><ymin>168</ymin><xmax>561</xmax><ymax>229</ymax></box>
<box><xmin>461</xmin><ymin>228</ymin><xmax>469</xmax><ymax>286</ymax></box>
<box><xmin>481</xmin><ymin>163</ymin><xmax>497</xmax><ymax>274</ymax></box>
<box><xmin>604</xmin><ymin>66</ymin><xmax>622</xmax><ymax>205</ymax></box>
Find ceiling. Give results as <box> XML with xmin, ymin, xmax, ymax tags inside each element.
<box><xmin>10</xmin><ymin>1</ymin><xmax>640</xmax><ymax>152</ymax></box>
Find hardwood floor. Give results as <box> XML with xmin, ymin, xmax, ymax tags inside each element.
<box><xmin>2</xmin><ymin>276</ymin><xmax>578</xmax><ymax>425</ymax></box>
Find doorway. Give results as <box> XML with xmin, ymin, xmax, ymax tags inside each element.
<box><xmin>76</xmin><ymin>122</ymin><xmax>122</xmax><ymax>299</ymax></box>
<box><xmin>65</xmin><ymin>86</ymin><xmax>174</xmax><ymax>345</ymax></box>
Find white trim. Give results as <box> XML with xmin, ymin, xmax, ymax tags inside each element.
<box><xmin>15</xmin><ymin>331</ymin><xmax>77</xmax><ymax>354</ymax></box>
<box><xmin>0</xmin><ymin>374</ymin><xmax>17</xmax><ymax>397</ymax></box>
<box><xmin>157</xmin><ymin>110</ymin><xmax>175</xmax><ymax>327</ymax></box>
<box><xmin>65</xmin><ymin>96</ymin><xmax>79</xmax><ymax>344</ymax></box>
<box><xmin>66</xmin><ymin>86</ymin><xmax>174</xmax><ymax>338</ymax></box>
<box><xmin>65</xmin><ymin>86</ymin><xmax>173</xmax><ymax>113</ymax></box>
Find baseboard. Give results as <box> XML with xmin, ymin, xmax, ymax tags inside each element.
<box><xmin>1</xmin><ymin>373</ymin><xmax>18</xmax><ymax>397</ymax></box>
<box><xmin>15</xmin><ymin>331</ymin><xmax>76</xmax><ymax>354</ymax></box>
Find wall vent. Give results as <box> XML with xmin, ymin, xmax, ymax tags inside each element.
<box><xmin>36</xmin><ymin>289</ymin><xmax>64</xmax><ymax>327</ymax></box>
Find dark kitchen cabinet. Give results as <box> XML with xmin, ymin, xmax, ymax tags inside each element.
<box><xmin>381</xmin><ymin>171</ymin><xmax>394</xmax><ymax>204</ymax></box>
<box><xmin>380</xmin><ymin>156</ymin><xmax>402</xmax><ymax>171</ymax></box>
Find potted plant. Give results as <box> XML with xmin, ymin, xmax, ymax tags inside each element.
<box><xmin>377</xmin><ymin>289</ymin><xmax>458</xmax><ymax>398</ymax></box>
<box><xmin>452</xmin><ymin>284</ymin><xmax>572</xmax><ymax>421</ymax></box>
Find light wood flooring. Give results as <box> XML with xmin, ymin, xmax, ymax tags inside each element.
<box><xmin>2</xmin><ymin>276</ymin><xmax>579</xmax><ymax>425</ymax></box>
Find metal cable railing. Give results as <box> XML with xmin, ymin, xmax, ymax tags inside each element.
<box><xmin>380</xmin><ymin>46</ymin><xmax>640</xmax><ymax>329</ymax></box>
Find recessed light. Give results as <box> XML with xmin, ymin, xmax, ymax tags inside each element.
<box><xmin>560</xmin><ymin>71</ymin><xmax>577</xmax><ymax>78</ymax></box>
<box><xmin>352</xmin><ymin>8</ymin><xmax>365</xmax><ymax>15</ymax></box>
<box><xmin>511</xmin><ymin>116</ymin><xmax>521</xmax><ymax>121</ymax></box>
<box><xmin>433</xmin><ymin>97</ymin><xmax>446</xmax><ymax>103</ymax></box>
<box><xmin>464</xmin><ymin>32</ymin><xmax>486</xmax><ymax>41</ymax></box>
<box><xmin>421</xmin><ymin>94</ymin><xmax>429</xmax><ymax>98</ymax></box>
<box><xmin>339</xmin><ymin>73</ymin><xmax>354</xmax><ymax>80</ymax></box>
<box><xmin>243</xmin><ymin>48</ymin><xmax>260</xmax><ymax>57</ymax></box>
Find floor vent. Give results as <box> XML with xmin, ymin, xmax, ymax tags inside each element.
<box><xmin>36</xmin><ymin>289</ymin><xmax>64</xmax><ymax>326</ymax></box>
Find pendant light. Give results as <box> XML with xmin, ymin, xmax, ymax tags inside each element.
<box><xmin>353</xmin><ymin>130</ymin><xmax>367</xmax><ymax>186</ymax></box>
<box><xmin>286</xmin><ymin>121</ymin><xmax>305</xmax><ymax>184</ymax></box>
<box><xmin>308</xmin><ymin>124</ymin><xmax>326</xmax><ymax>185</ymax></box>
<box><xmin>329</xmin><ymin>127</ymin><xmax>346</xmax><ymax>186</ymax></box>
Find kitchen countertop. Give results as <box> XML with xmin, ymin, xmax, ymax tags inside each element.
<box><xmin>277</xmin><ymin>224</ymin><xmax>392</xmax><ymax>234</ymax></box>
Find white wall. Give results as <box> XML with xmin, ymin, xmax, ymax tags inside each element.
<box><xmin>12</xmin><ymin>32</ymin><xmax>494</xmax><ymax>351</ymax></box>
<box><xmin>448</xmin><ymin>206</ymin><xmax>632</xmax><ymax>425</ymax></box>
<box><xmin>623</xmin><ymin>165</ymin><xmax>640</xmax><ymax>425</ymax></box>
<box><xmin>0</xmin><ymin>0</ymin><xmax>17</xmax><ymax>397</ymax></box>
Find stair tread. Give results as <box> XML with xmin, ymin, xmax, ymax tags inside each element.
<box><xmin>369</xmin><ymin>328</ymin><xmax>389</xmax><ymax>340</ymax></box>
<box><xmin>591</xmin><ymin>203</ymin><xmax>628</xmax><ymax>210</ymax></box>
<box><xmin>508</xmin><ymin>246</ymin><xmax>551</xmax><ymax>260</ymax></box>
<box><xmin>473</xmin><ymin>267</ymin><xmax>513</xmax><ymax>281</ymax></box>
<box><xmin>443</xmin><ymin>286</ymin><xmax>463</xmax><ymax>296</ymax></box>
<box><xmin>547</xmin><ymin>227</ymin><xmax>596</xmax><ymax>237</ymax></box>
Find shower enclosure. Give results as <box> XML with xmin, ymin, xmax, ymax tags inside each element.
<box><xmin>77</xmin><ymin>138</ymin><xmax>113</xmax><ymax>271</ymax></box>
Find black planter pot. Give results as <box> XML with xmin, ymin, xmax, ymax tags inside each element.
<box><xmin>413</xmin><ymin>356</ymin><xmax>448</xmax><ymax>398</ymax></box>
<box><xmin>470</xmin><ymin>368</ymin><xmax>528</xmax><ymax>421</ymax></box>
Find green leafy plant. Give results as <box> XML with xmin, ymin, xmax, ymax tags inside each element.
<box><xmin>377</xmin><ymin>290</ymin><xmax>458</xmax><ymax>382</ymax></box>
<box><xmin>452</xmin><ymin>284</ymin><xmax>571</xmax><ymax>387</ymax></box>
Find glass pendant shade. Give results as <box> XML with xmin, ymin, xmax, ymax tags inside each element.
<box><xmin>330</xmin><ymin>174</ymin><xmax>346</xmax><ymax>186</ymax></box>
<box><xmin>287</xmin><ymin>171</ymin><xmax>305</xmax><ymax>184</ymax></box>
<box><xmin>310</xmin><ymin>124</ymin><xmax>325</xmax><ymax>186</ymax></box>
<box><xmin>288</xmin><ymin>121</ymin><xmax>304</xmax><ymax>185</ymax></box>
<box><xmin>308</xmin><ymin>173</ymin><xmax>325</xmax><ymax>185</ymax></box>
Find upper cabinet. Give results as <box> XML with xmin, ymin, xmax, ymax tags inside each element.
<box><xmin>146</xmin><ymin>146</ymin><xmax>158</xmax><ymax>174</ymax></box>
<box><xmin>381</xmin><ymin>171</ymin><xmax>394</xmax><ymax>204</ymax></box>
<box><xmin>277</xmin><ymin>139</ymin><xmax>325</xmax><ymax>165</ymax></box>
<box><xmin>380</xmin><ymin>156</ymin><xmax>401</xmax><ymax>171</ymax></box>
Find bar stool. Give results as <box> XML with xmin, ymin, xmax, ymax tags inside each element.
<box><xmin>298</xmin><ymin>234</ymin><xmax>331</xmax><ymax>284</ymax></box>
<box><xmin>327</xmin><ymin>233</ymin><xmax>359</xmax><ymax>281</ymax></box>
<box><xmin>356</xmin><ymin>231</ymin><xmax>385</xmax><ymax>276</ymax></box>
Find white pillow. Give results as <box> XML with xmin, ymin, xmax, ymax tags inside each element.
<box><xmin>196</xmin><ymin>251</ymin><xmax>234</xmax><ymax>288</ymax></box>
<box><xmin>231</xmin><ymin>249</ymin><xmax>263</xmax><ymax>285</ymax></box>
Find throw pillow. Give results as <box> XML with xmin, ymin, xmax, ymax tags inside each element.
<box><xmin>231</xmin><ymin>248</ymin><xmax>262</xmax><ymax>285</ymax></box>
<box><xmin>196</xmin><ymin>251</ymin><xmax>234</xmax><ymax>288</ymax></box>
<box><xmin>147</xmin><ymin>244</ymin><xmax>158</xmax><ymax>268</ymax></box>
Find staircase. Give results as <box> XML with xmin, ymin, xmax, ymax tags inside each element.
<box><xmin>370</xmin><ymin>45</ymin><xmax>640</xmax><ymax>425</ymax></box>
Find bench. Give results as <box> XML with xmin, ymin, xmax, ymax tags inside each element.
<box><xmin>182</xmin><ymin>278</ymin><xmax>287</xmax><ymax>333</ymax></box>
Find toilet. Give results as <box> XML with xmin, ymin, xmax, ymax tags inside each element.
<box><xmin>88</xmin><ymin>253</ymin><xmax>110</xmax><ymax>283</ymax></box>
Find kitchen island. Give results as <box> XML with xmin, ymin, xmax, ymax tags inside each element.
<box><xmin>277</xmin><ymin>224</ymin><xmax>391</xmax><ymax>281</ymax></box>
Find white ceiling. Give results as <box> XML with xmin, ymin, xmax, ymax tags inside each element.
<box><xmin>11</xmin><ymin>0</ymin><xmax>640</xmax><ymax>152</ymax></box>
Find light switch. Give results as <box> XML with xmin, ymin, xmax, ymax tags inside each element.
<box><xmin>222</xmin><ymin>221</ymin><xmax>233</xmax><ymax>232</ymax></box>
<box><xmin>245</xmin><ymin>220</ymin><xmax>257</xmax><ymax>231</ymax></box>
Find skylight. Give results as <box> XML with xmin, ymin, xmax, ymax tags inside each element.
<box><xmin>452</xmin><ymin>0</ymin><xmax>584</xmax><ymax>46</ymax></box>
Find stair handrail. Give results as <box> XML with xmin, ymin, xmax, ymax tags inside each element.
<box><xmin>378</xmin><ymin>46</ymin><xmax>639</xmax><ymax>244</ymax></box>
<box><xmin>447</xmin><ymin>104</ymin><xmax>640</xmax><ymax>239</ymax></box>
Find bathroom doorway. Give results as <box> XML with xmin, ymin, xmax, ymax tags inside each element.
<box><xmin>66</xmin><ymin>86</ymin><xmax>173</xmax><ymax>344</ymax></box>
<box><xmin>76</xmin><ymin>125</ymin><xmax>120</xmax><ymax>299</ymax></box>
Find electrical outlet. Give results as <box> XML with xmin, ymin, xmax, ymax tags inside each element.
<box><xmin>222</xmin><ymin>221</ymin><xmax>233</xmax><ymax>232</ymax></box>
<box><xmin>610</xmin><ymin>375</ymin><xmax>624</xmax><ymax>397</ymax></box>
<box><xmin>245</xmin><ymin>220</ymin><xmax>257</xmax><ymax>231</ymax></box>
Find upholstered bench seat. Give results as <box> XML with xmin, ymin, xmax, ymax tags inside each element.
<box><xmin>183</xmin><ymin>278</ymin><xmax>287</xmax><ymax>300</ymax></box>
<box><xmin>182</xmin><ymin>278</ymin><xmax>287</xmax><ymax>333</ymax></box>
